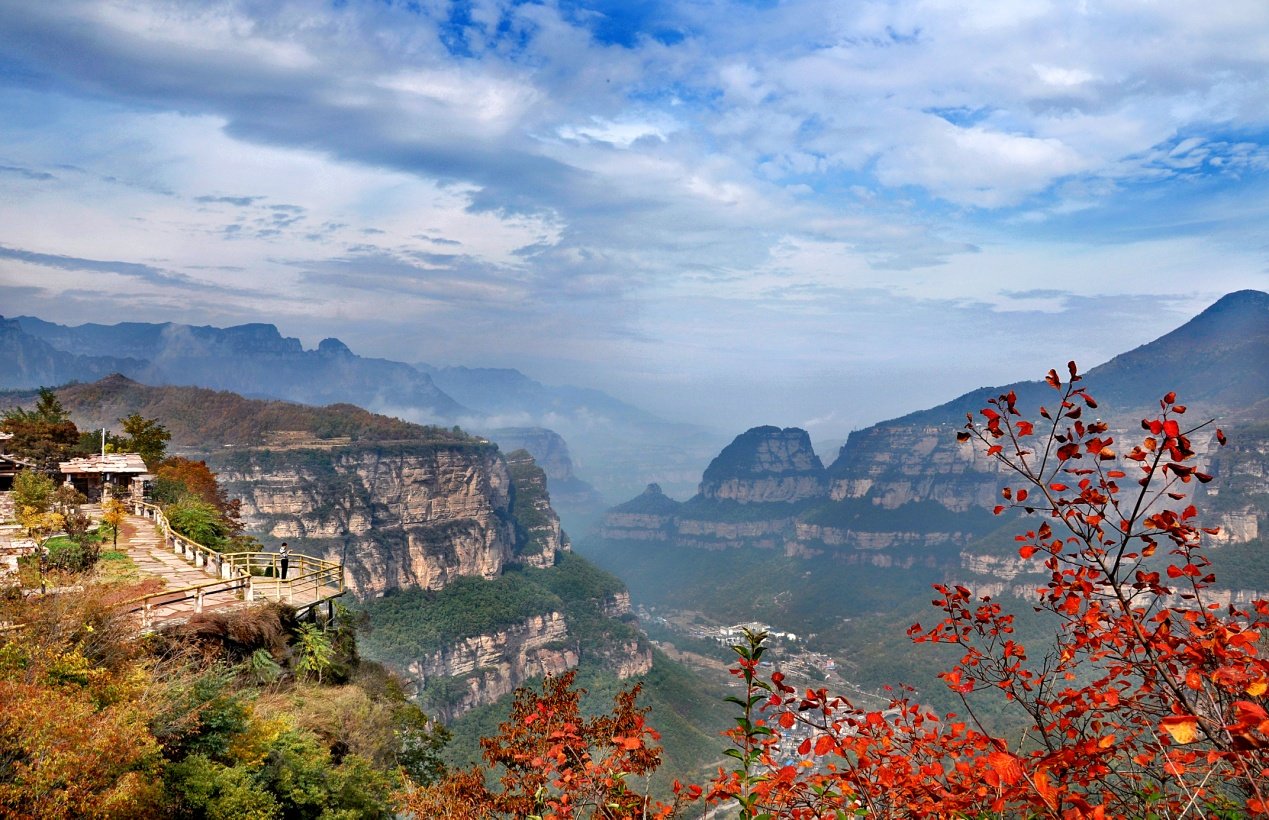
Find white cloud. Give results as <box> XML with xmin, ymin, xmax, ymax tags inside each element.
<box><xmin>0</xmin><ymin>0</ymin><xmax>1265</xmax><ymax>436</ymax></box>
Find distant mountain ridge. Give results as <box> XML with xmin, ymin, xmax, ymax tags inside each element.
<box><xmin>11</xmin><ymin>316</ymin><xmax>467</xmax><ymax>419</ymax></box>
<box><xmin>0</xmin><ymin>316</ymin><xmax>145</xmax><ymax>387</ymax></box>
<box><xmin>3</xmin><ymin>314</ymin><xmax>725</xmax><ymax>503</ymax></box>
<box><xmin>885</xmin><ymin>289</ymin><xmax>1269</xmax><ymax>431</ymax></box>
<box><xmin>603</xmin><ymin>290</ymin><xmax>1269</xmax><ymax>566</ymax></box>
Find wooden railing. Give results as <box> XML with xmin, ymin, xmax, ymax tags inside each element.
<box><xmin>125</xmin><ymin>500</ymin><xmax>345</xmax><ymax>627</ymax></box>
<box><xmin>222</xmin><ymin>551</ymin><xmax>345</xmax><ymax>607</ymax></box>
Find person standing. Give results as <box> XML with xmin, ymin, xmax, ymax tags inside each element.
<box><xmin>279</xmin><ymin>542</ymin><xmax>290</xmax><ymax>579</ymax></box>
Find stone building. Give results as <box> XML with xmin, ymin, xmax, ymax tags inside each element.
<box><xmin>57</xmin><ymin>453</ymin><xmax>151</xmax><ymax>500</ymax></box>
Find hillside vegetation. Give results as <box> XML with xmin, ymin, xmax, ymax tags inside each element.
<box><xmin>4</xmin><ymin>375</ymin><xmax>474</xmax><ymax>449</ymax></box>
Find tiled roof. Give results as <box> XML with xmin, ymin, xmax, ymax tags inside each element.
<box><xmin>59</xmin><ymin>453</ymin><xmax>149</xmax><ymax>474</ymax></box>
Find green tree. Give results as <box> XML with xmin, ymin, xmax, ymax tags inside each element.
<box><xmin>12</xmin><ymin>469</ymin><xmax>55</xmax><ymax>516</ymax></box>
<box><xmin>1</xmin><ymin>388</ymin><xmax>80</xmax><ymax>473</ymax></box>
<box><xmin>294</xmin><ymin>624</ymin><xmax>335</xmax><ymax>684</ymax></box>
<box><xmin>13</xmin><ymin>472</ymin><xmax>63</xmax><ymax>593</ymax></box>
<box><xmin>166</xmin><ymin>497</ymin><xmax>230</xmax><ymax>547</ymax></box>
<box><xmin>118</xmin><ymin>413</ymin><xmax>171</xmax><ymax>468</ymax></box>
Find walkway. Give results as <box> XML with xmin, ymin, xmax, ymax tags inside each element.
<box><xmin>119</xmin><ymin>514</ymin><xmax>247</xmax><ymax>624</ymax></box>
<box><xmin>119</xmin><ymin>504</ymin><xmax>345</xmax><ymax>628</ymax></box>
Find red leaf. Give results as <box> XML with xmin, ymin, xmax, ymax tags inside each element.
<box><xmin>1217</xmin><ymin>428</ymin><xmax>1227</xmax><ymax>446</ymax></box>
<box><xmin>1049</xmin><ymin>483</ymin><xmax>1068</xmax><ymax>492</ymax></box>
<box><xmin>988</xmin><ymin>750</ymin><xmax>1025</xmax><ymax>786</ymax></box>
<box><xmin>1019</xmin><ymin>546</ymin><xmax>1039</xmax><ymax>559</ymax></box>
<box><xmin>1163</xmin><ymin>391</ymin><xmax>1177</xmax><ymax>404</ymax></box>
<box><xmin>1163</xmin><ymin>419</ymin><xmax>1180</xmax><ymax>438</ymax></box>
<box><xmin>1045</xmin><ymin>369</ymin><xmax>1060</xmax><ymax>389</ymax></box>
<box><xmin>798</xmin><ymin>737</ymin><xmax>811</xmax><ymax>755</ymax></box>
<box><xmin>1160</xmin><ymin>715</ymin><xmax>1198</xmax><ymax>744</ymax></box>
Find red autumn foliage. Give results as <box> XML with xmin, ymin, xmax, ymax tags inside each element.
<box><xmin>398</xmin><ymin>669</ymin><xmax>688</xmax><ymax>819</ymax></box>
<box><xmin>416</xmin><ymin>365</ymin><xmax>1266</xmax><ymax>819</ymax></box>
<box><xmin>699</xmin><ymin>364</ymin><xmax>1269</xmax><ymax>818</ymax></box>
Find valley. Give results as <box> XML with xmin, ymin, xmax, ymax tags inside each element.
<box><xmin>0</xmin><ymin>289</ymin><xmax>1265</xmax><ymax>810</ymax></box>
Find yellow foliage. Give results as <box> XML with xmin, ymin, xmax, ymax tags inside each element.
<box><xmin>0</xmin><ymin>680</ymin><xmax>164</xmax><ymax>818</ymax></box>
<box><xmin>227</xmin><ymin>708</ymin><xmax>291</xmax><ymax>768</ymax></box>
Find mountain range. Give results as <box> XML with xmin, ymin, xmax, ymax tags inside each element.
<box><xmin>600</xmin><ymin>289</ymin><xmax>1269</xmax><ymax>572</ymax></box>
<box><xmin>0</xmin><ymin>315</ymin><xmax>723</xmax><ymax>504</ymax></box>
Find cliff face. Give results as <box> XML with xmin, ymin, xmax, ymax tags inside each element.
<box><xmin>603</xmin><ymin>418</ymin><xmax>1268</xmax><ymax>585</ymax></box>
<box><xmin>402</xmin><ymin>592</ymin><xmax>652</xmax><ymax>720</ymax></box>
<box><xmin>827</xmin><ymin>425</ymin><xmax>1005</xmax><ymax>510</ymax></box>
<box><xmin>214</xmin><ymin>441</ymin><xmax>565</xmax><ymax>597</ymax></box>
<box><xmin>407</xmin><ymin>611</ymin><xmax>578</xmax><ymax>721</ymax></box>
<box><xmin>700</xmin><ymin>426</ymin><xmax>827</xmax><ymax>503</ymax></box>
<box><xmin>506</xmin><ymin>449</ymin><xmax>570</xmax><ymax>569</ymax></box>
<box><xmin>600</xmin><ymin>483</ymin><xmax>680</xmax><ymax>541</ymax></box>
<box><xmin>491</xmin><ymin>427</ymin><xmax>606</xmax><ymax>509</ymax></box>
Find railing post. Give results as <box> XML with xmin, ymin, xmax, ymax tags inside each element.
<box><xmin>195</xmin><ymin>589</ymin><xmax>204</xmax><ymax>614</ymax></box>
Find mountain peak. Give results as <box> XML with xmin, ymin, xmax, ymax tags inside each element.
<box><xmin>1200</xmin><ymin>289</ymin><xmax>1269</xmax><ymax>315</ymax></box>
<box><xmin>317</xmin><ymin>337</ymin><xmax>353</xmax><ymax>357</ymax></box>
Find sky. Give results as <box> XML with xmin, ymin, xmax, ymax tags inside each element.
<box><xmin>0</xmin><ymin>0</ymin><xmax>1266</xmax><ymax>438</ymax></box>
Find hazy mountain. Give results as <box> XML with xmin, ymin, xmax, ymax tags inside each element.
<box><xmin>601</xmin><ymin>289</ymin><xmax>1269</xmax><ymax>563</ymax></box>
<box><xmin>582</xmin><ymin>290</ymin><xmax>1269</xmax><ymax>731</ymax></box>
<box><xmin>419</xmin><ymin>364</ymin><xmax>726</xmax><ymax>503</ymax></box>
<box><xmin>0</xmin><ymin>316</ymin><xmax>145</xmax><ymax>388</ymax></box>
<box><xmin>884</xmin><ymin>289</ymin><xmax>1269</xmax><ymax>431</ymax></box>
<box><xmin>419</xmin><ymin>365</ymin><xmax>669</xmax><ymax>428</ymax></box>
<box><xmin>6</xmin><ymin>315</ymin><xmax>722</xmax><ymax>502</ymax></box>
<box><xmin>12</xmin><ymin>316</ymin><xmax>467</xmax><ymax>419</ymax></box>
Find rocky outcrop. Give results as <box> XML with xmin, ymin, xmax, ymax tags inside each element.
<box><xmin>214</xmin><ymin>441</ymin><xmax>567</xmax><ymax>596</ymax></box>
<box><xmin>506</xmin><ymin>449</ymin><xmax>569</xmax><ymax>568</ymax></box>
<box><xmin>700</xmin><ymin>427</ymin><xmax>827</xmax><ymax>503</ymax></box>
<box><xmin>491</xmin><ymin>427</ymin><xmax>606</xmax><ymax>509</ymax></box>
<box><xmin>827</xmin><ymin>424</ymin><xmax>1005</xmax><ymax>510</ymax></box>
<box><xmin>795</xmin><ymin>522</ymin><xmax>975</xmax><ymax>551</ymax></box>
<box><xmin>600</xmin><ymin>483</ymin><xmax>681</xmax><ymax>541</ymax></box>
<box><xmin>408</xmin><ymin>611</ymin><xmax>577</xmax><ymax>720</ymax></box>
<box><xmin>676</xmin><ymin>517</ymin><xmax>794</xmax><ymax>550</ymax></box>
<box><xmin>402</xmin><ymin>594</ymin><xmax>652</xmax><ymax>719</ymax></box>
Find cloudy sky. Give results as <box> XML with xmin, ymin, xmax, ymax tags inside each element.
<box><xmin>0</xmin><ymin>0</ymin><xmax>1266</xmax><ymax>437</ymax></box>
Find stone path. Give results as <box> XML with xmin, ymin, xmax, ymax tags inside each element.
<box><xmin>119</xmin><ymin>514</ymin><xmax>248</xmax><ymax>625</ymax></box>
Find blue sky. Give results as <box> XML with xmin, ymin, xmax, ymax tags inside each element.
<box><xmin>0</xmin><ymin>0</ymin><xmax>1266</xmax><ymax>437</ymax></box>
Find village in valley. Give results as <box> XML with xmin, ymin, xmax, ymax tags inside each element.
<box><xmin>634</xmin><ymin>604</ymin><xmax>887</xmax><ymax>703</ymax></box>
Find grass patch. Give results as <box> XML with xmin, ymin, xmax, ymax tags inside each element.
<box><xmin>96</xmin><ymin>549</ymin><xmax>141</xmax><ymax>584</ymax></box>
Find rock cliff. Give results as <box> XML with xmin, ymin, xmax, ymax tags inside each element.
<box><xmin>407</xmin><ymin>611</ymin><xmax>578</xmax><ymax>720</ymax></box>
<box><xmin>398</xmin><ymin>589</ymin><xmax>652</xmax><ymax>720</ymax></box>
<box><xmin>505</xmin><ymin>449</ymin><xmax>570</xmax><ymax>569</ymax></box>
<box><xmin>700</xmin><ymin>426</ymin><xmax>827</xmax><ymax>503</ymax></box>
<box><xmin>214</xmin><ymin>441</ymin><xmax>565</xmax><ymax>597</ymax></box>
<box><xmin>600</xmin><ymin>483</ymin><xmax>680</xmax><ymax>541</ymax></box>
<box><xmin>490</xmin><ymin>427</ymin><xmax>606</xmax><ymax>514</ymax></box>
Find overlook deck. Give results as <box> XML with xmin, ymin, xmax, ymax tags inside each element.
<box><xmin>121</xmin><ymin>500</ymin><xmax>345</xmax><ymax>629</ymax></box>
